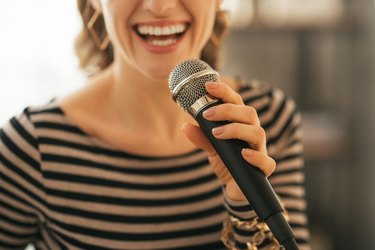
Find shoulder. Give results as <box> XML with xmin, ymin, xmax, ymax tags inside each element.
<box><xmin>0</xmin><ymin>105</ymin><xmax>45</xmax><ymax>174</ymax></box>
<box><xmin>0</xmin><ymin>101</ymin><xmax>65</xmax><ymax>151</ymax></box>
<box><xmin>235</xmin><ymin>78</ymin><xmax>298</xmax><ymax>119</ymax></box>
<box><xmin>4</xmin><ymin>100</ymin><xmax>64</xmax><ymax>127</ymax></box>
<box><xmin>223</xmin><ymin>75</ymin><xmax>294</xmax><ymax>110</ymax></box>
<box><xmin>236</xmin><ymin>78</ymin><xmax>302</xmax><ymax>153</ymax></box>
<box><xmin>222</xmin><ymin>76</ymin><xmax>300</xmax><ymax>129</ymax></box>
<box><xmin>0</xmin><ymin>103</ymin><xmax>61</xmax><ymax>210</ymax></box>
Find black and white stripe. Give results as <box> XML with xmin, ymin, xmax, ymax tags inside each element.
<box><xmin>0</xmin><ymin>80</ymin><xmax>310</xmax><ymax>249</ymax></box>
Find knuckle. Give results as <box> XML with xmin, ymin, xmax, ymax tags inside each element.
<box><xmin>261</xmin><ymin>156</ymin><xmax>276</xmax><ymax>177</ymax></box>
<box><xmin>219</xmin><ymin>104</ymin><xmax>229</xmax><ymax>116</ymax></box>
<box><xmin>255</xmin><ymin>126</ymin><xmax>266</xmax><ymax>138</ymax></box>
<box><xmin>227</xmin><ymin>123</ymin><xmax>239</xmax><ymax>137</ymax></box>
<box><xmin>247</xmin><ymin>106</ymin><xmax>257</xmax><ymax>117</ymax></box>
<box><xmin>234</xmin><ymin>94</ymin><xmax>244</xmax><ymax>104</ymax></box>
<box><xmin>245</xmin><ymin>106</ymin><xmax>259</xmax><ymax>124</ymax></box>
<box><xmin>270</xmin><ymin>158</ymin><xmax>277</xmax><ymax>172</ymax></box>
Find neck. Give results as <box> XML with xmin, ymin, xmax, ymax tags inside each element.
<box><xmin>100</xmin><ymin>59</ymin><xmax>195</xmax><ymax>139</ymax></box>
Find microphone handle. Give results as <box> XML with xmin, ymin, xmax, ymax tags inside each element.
<box><xmin>195</xmin><ymin>101</ymin><xmax>298</xmax><ymax>249</ymax></box>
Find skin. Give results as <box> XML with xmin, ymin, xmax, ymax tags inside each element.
<box><xmin>59</xmin><ymin>0</ymin><xmax>276</xmax><ymax>201</ymax></box>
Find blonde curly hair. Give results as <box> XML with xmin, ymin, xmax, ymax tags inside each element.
<box><xmin>75</xmin><ymin>0</ymin><xmax>229</xmax><ymax>75</ymax></box>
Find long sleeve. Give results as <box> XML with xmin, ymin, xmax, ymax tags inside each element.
<box><xmin>221</xmin><ymin>83</ymin><xmax>310</xmax><ymax>249</ymax></box>
<box><xmin>0</xmin><ymin>110</ymin><xmax>42</xmax><ymax>249</ymax></box>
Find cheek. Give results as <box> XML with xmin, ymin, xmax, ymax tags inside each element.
<box><xmin>196</xmin><ymin>21</ymin><xmax>215</xmax><ymax>54</ymax></box>
<box><xmin>102</xmin><ymin>3</ymin><xmax>134</xmax><ymax>53</ymax></box>
<box><xmin>191</xmin><ymin>4</ymin><xmax>217</xmax><ymax>50</ymax></box>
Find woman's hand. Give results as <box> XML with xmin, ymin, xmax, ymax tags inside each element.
<box><xmin>182</xmin><ymin>81</ymin><xmax>276</xmax><ymax>201</ymax></box>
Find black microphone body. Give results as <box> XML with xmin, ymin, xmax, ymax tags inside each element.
<box><xmin>196</xmin><ymin>101</ymin><xmax>297</xmax><ymax>249</ymax></box>
<box><xmin>169</xmin><ymin>59</ymin><xmax>299</xmax><ymax>249</ymax></box>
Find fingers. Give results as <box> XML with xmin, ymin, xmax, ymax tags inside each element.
<box><xmin>205</xmin><ymin>81</ymin><xmax>259</xmax><ymax>125</ymax></box>
<box><xmin>211</xmin><ymin>123</ymin><xmax>266</xmax><ymax>152</ymax></box>
<box><xmin>202</xmin><ymin>104</ymin><xmax>260</xmax><ymax>126</ymax></box>
<box><xmin>181</xmin><ymin>123</ymin><xmax>216</xmax><ymax>157</ymax></box>
<box><xmin>241</xmin><ymin>148</ymin><xmax>276</xmax><ymax>177</ymax></box>
<box><xmin>186</xmin><ymin>80</ymin><xmax>276</xmax><ymax>179</ymax></box>
<box><xmin>205</xmin><ymin>81</ymin><xmax>244</xmax><ymax>105</ymax></box>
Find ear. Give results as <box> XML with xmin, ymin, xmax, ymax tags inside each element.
<box><xmin>89</xmin><ymin>0</ymin><xmax>102</xmax><ymax>12</ymax></box>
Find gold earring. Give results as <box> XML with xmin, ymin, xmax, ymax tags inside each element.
<box><xmin>87</xmin><ymin>8</ymin><xmax>110</xmax><ymax>51</ymax></box>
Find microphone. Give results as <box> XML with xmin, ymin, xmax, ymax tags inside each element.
<box><xmin>168</xmin><ymin>59</ymin><xmax>299</xmax><ymax>249</ymax></box>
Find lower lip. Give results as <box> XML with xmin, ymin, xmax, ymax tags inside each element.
<box><xmin>134</xmin><ymin>30</ymin><xmax>188</xmax><ymax>54</ymax></box>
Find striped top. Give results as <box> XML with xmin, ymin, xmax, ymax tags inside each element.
<box><xmin>0</xmin><ymin>80</ymin><xmax>310</xmax><ymax>250</ymax></box>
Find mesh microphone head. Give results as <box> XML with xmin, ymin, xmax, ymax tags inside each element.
<box><xmin>168</xmin><ymin>59</ymin><xmax>219</xmax><ymax>111</ymax></box>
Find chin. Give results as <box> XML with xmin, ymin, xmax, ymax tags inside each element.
<box><xmin>142</xmin><ymin>61</ymin><xmax>179</xmax><ymax>81</ymax></box>
<box><xmin>134</xmin><ymin>53</ymin><xmax>201</xmax><ymax>81</ymax></box>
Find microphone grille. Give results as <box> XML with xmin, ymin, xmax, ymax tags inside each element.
<box><xmin>168</xmin><ymin>59</ymin><xmax>219</xmax><ymax>111</ymax></box>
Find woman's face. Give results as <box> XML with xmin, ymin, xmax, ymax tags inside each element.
<box><xmin>96</xmin><ymin>0</ymin><xmax>220</xmax><ymax>80</ymax></box>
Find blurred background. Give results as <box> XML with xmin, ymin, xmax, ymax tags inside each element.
<box><xmin>0</xmin><ymin>0</ymin><xmax>374</xmax><ymax>249</ymax></box>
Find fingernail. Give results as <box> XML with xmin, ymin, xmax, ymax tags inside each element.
<box><xmin>241</xmin><ymin>148</ymin><xmax>253</xmax><ymax>158</ymax></box>
<box><xmin>203</xmin><ymin>108</ymin><xmax>216</xmax><ymax>119</ymax></box>
<box><xmin>212</xmin><ymin>126</ymin><xmax>224</xmax><ymax>136</ymax></box>
<box><xmin>205</xmin><ymin>81</ymin><xmax>218</xmax><ymax>89</ymax></box>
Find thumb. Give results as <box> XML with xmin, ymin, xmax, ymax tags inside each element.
<box><xmin>181</xmin><ymin>123</ymin><xmax>216</xmax><ymax>157</ymax></box>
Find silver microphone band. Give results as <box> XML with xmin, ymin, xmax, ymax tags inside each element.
<box><xmin>188</xmin><ymin>95</ymin><xmax>220</xmax><ymax>117</ymax></box>
<box><xmin>171</xmin><ymin>69</ymin><xmax>219</xmax><ymax>101</ymax></box>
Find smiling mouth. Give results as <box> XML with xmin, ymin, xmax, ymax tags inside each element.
<box><xmin>134</xmin><ymin>23</ymin><xmax>189</xmax><ymax>47</ymax></box>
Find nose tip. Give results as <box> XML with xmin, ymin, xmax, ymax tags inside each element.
<box><xmin>143</xmin><ymin>0</ymin><xmax>177</xmax><ymax>17</ymax></box>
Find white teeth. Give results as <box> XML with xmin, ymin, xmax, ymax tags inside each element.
<box><xmin>147</xmin><ymin>38</ymin><xmax>177</xmax><ymax>47</ymax></box>
<box><xmin>154</xmin><ymin>27</ymin><xmax>162</xmax><ymax>36</ymax></box>
<box><xmin>162</xmin><ymin>26</ymin><xmax>171</xmax><ymax>35</ymax></box>
<box><xmin>137</xmin><ymin>24</ymin><xmax>187</xmax><ymax>36</ymax></box>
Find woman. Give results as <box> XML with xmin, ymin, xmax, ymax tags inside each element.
<box><xmin>0</xmin><ymin>0</ymin><xmax>310</xmax><ymax>249</ymax></box>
